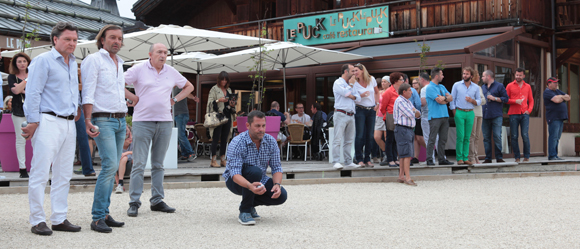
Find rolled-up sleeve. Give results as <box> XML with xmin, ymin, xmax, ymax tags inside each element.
<box><xmin>226</xmin><ymin>139</ymin><xmax>244</xmax><ymax>177</ymax></box>
<box><xmin>81</xmin><ymin>55</ymin><xmax>98</xmax><ymax>105</ymax></box>
<box><xmin>23</xmin><ymin>56</ymin><xmax>48</xmax><ymax>123</ymax></box>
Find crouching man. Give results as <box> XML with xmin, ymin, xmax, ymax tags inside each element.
<box><xmin>223</xmin><ymin>110</ymin><xmax>288</xmax><ymax>225</ymax></box>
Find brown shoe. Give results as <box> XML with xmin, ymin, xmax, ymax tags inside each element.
<box><xmin>404</xmin><ymin>179</ymin><xmax>417</xmax><ymax>186</ymax></box>
<box><xmin>31</xmin><ymin>222</ymin><xmax>53</xmax><ymax>236</ymax></box>
<box><xmin>397</xmin><ymin>178</ymin><xmax>404</xmax><ymax>183</ymax></box>
<box><xmin>483</xmin><ymin>159</ymin><xmax>492</xmax><ymax>164</ymax></box>
<box><xmin>220</xmin><ymin>155</ymin><xmax>227</xmax><ymax>167</ymax></box>
<box><xmin>457</xmin><ymin>160</ymin><xmax>464</xmax><ymax>165</ymax></box>
<box><xmin>497</xmin><ymin>159</ymin><xmax>505</xmax><ymax>163</ymax></box>
<box><xmin>515</xmin><ymin>158</ymin><xmax>521</xmax><ymax>163</ymax></box>
<box><xmin>51</xmin><ymin>219</ymin><xmax>81</xmax><ymax>232</ymax></box>
<box><xmin>210</xmin><ymin>155</ymin><xmax>220</xmax><ymax>168</ymax></box>
<box><xmin>523</xmin><ymin>158</ymin><xmax>529</xmax><ymax>162</ymax></box>
<box><xmin>464</xmin><ymin>160</ymin><xmax>473</xmax><ymax>165</ymax></box>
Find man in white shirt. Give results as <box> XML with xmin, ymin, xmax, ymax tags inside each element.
<box><xmin>290</xmin><ymin>102</ymin><xmax>312</xmax><ymax>126</ymax></box>
<box><xmin>331</xmin><ymin>64</ymin><xmax>361</xmax><ymax>169</ymax></box>
<box><xmin>81</xmin><ymin>25</ymin><xmax>137</xmax><ymax>233</ymax></box>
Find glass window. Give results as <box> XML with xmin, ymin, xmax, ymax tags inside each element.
<box><xmin>519</xmin><ymin>43</ymin><xmax>542</xmax><ymax>117</ymax></box>
<box><xmin>475</xmin><ymin>39</ymin><xmax>514</xmax><ymax>61</ymax></box>
<box><xmin>495</xmin><ymin>66</ymin><xmax>513</xmax><ymax>115</ymax></box>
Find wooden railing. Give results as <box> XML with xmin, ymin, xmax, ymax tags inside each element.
<box><xmin>557</xmin><ymin>0</ymin><xmax>580</xmax><ymax>30</ymax></box>
<box><xmin>213</xmin><ymin>0</ymin><xmax>550</xmax><ymax>41</ymax></box>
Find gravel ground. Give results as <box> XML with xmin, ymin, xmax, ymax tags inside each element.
<box><xmin>1</xmin><ymin>176</ymin><xmax>580</xmax><ymax>248</ymax></box>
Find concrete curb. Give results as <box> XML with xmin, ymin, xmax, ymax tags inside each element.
<box><xmin>2</xmin><ymin>170</ymin><xmax>580</xmax><ymax>195</ymax></box>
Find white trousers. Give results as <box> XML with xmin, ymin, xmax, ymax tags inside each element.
<box><xmin>28</xmin><ymin>114</ymin><xmax>76</xmax><ymax>226</ymax></box>
<box><xmin>11</xmin><ymin>115</ymin><xmax>27</xmax><ymax>169</ymax></box>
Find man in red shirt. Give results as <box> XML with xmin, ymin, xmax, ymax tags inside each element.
<box><xmin>506</xmin><ymin>68</ymin><xmax>534</xmax><ymax>162</ymax></box>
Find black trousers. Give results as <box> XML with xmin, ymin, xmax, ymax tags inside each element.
<box><xmin>211</xmin><ymin>118</ymin><xmax>231</xmax><ymax>156</ymax></box>
<box><xmin>226</xmin><ymin>164</ymin><xmax>288</xmax><ymax>213</ymax></box>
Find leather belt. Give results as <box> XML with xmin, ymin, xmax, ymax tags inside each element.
<box><xmin>356</xmin><ymin>105</ymin><xmax>375</xmax><ymax>110</ymax></box>
<box><xmin>456</xmin><ymin>108</ymin><xmax>473</xmax><ymax>112</ymax></box>
<box><xmin>43</xmin><ymin>112</ymin><xmax>75</xmax><ymax>120</ymax></box>
<box><xmin>92</xmin><ymin>112</ymin><xmax>126</xmax><ymax>118</ymax></box>
<box><xmin>336</xmin><ymin>109</ymin><xmax>354</xmax><ymax>116</ymax></box>
<box><xmin>396</xmin><ymin>124</ymin><xmax>413</xmax><ymax>129</ymax></box>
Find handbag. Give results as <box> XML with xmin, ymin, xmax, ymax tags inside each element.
<box><xmin>204</xmin><ymin>100</ymin><xmax>229</xmax><ymax>128</ymax></box>
<box><xmin>386</xmin><ymin>113</ymin><xmax>395</xmax><ymax>131</ymax></box>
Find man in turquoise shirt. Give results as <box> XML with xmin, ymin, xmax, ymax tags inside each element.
<box><xmin>425</xmin><ymin>67</ymin><xmax>454</xmax><ymax>166</ymax></box>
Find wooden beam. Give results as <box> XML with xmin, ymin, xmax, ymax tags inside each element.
<box><xmin>556</xmin><ymin>39</ymin><xmax>580</xmax><ymax>48</ymax></box>
<box><xmin>517</xmin><ymin>36</ymin><xmax>550</xmax><ymax>48</ymax></box>
<box><xmin>224</xmin><ymin>0</ymin><xmax>237</xmax><ymax>15</ymax></box>
<box><xmin>464</xmin><ymin>27</ymin><xmax>524</xmax><ymax>53</ymax></box>
<box><xmin>556</xmin><ymin>48</ymin><xmax>580</xmax><ymax>68</ymax></box>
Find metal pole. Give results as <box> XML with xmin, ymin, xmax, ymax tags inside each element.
<box><xmin>283</xmin><ymin>66</ymin><xmax>287</xmax><ymax>111</ymax></box>
<box><xmin>196</xmin><ymin>63</ymin><xmax>201</xmax><ymax>123</ymax></box>
<box><xmin>551</xmin><ymin>0</ymin><xmax>557</xmax><ymax>76</ymax></box>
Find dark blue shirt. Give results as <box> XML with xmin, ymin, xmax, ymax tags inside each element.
<box><xmin>481</xmin><ymin>81</ymin><xmax>508</xmax><ymax>119</ymax></box>
<box><xmin>269</xmin><ymin>109</ymin><xmax>286</xmax><ymax>121</ymax></box>
<box><xmin>543</xmin><ymin>88</ymin><xmax>568</xmax><ymax>123</ymax></box>
<box><xmin>321</xmin><ymin>111</ymin><xmax>327</xmax><ymax>122</ymax></box>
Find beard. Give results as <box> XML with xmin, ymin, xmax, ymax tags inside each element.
<box><xmin>516</xmin><ymin>78</ymin><xmax>522</xmax><ymax>82</ymax></box>
<box><xmin>463</xmin><ymin>76</ymin><xmax>472</xmax><ymax>82</ymax></box>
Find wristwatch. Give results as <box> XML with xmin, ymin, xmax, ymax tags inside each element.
<box><xmin>274</xmin><ymin>183</ymin><xmax>281</xmax><ymax>187</ymax></box>
<box><xmin>172</xmin><ymin>97</ymin><xmax>178</xmax><ymax>103</ymax></box>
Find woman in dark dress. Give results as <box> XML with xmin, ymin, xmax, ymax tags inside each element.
<box><xmin>8</xmin><ymin>52</ymin><xmax>31</xmax><ymax>178</ymax></box>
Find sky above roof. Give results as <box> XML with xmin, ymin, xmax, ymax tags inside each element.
<box><xmin>79</xmin><ymin>0</ymin><xmax>137</xmax><ymax>19</ymax></box>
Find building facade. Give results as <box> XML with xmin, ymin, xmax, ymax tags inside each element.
<box><xmin>130</xmin><ymin>0</ymin><xmax>576</xmax><ymax>157</ymax></box>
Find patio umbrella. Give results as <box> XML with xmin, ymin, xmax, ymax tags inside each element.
<box><xmin>1</xmin><ymin>72</ymin><xmax>8</xmax><ymax>86</ymax></box>
<box><xmin>199</xmin><ymin>42</ymin><xmax>373</xmax><ymax>109</ymax></box>
<box><xmin>124</xmin><ymin>52</ymin><xmax>250</xmax><ymax>121</ymax></box>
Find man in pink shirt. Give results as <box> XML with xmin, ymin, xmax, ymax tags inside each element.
<box><xmin>124</xmin><ymin>43</ymin><xmax>194</xmax><ymax>217</ymax></box>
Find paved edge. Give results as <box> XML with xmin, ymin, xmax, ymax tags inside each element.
<box><xmin>2</xmin><ymin>171</ymin><xmax>580</xmax><ymax>195</ymax></box>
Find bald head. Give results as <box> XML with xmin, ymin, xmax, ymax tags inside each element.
<box><xmin>149</xmin><ymin>43</ymin><xmax>168</xmax><ymax>70</ymax></box>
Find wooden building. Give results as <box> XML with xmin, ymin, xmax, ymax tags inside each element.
<box><xmin>132</xmin><ymin>0</ymin><xmax>579</xmax><ymax>157</ymax></box>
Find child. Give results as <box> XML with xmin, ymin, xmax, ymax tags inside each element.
<box><xmin>116</xmin><ymin>126</ymin><xmax>133</xmax><ymax>193</ymax></box>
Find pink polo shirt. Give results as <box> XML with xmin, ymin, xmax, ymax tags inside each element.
<box><xmin>124</xmin><ymin>60</ymin><xmax>187</xmax><ymax>122</ymax></box>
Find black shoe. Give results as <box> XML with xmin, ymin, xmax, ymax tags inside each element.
<box><xmin>439</xmin><ymin>160</ymin><xmax>454</xmax><ymax>165</ymax></box>
<box><xmin>151</xmin><ymin>201</ymin><xmax>176</xmax><ymax>213</ymax></box>
<box><xmin>426</xmin><ymin>160</ymin><xmax>435</xmax><ymax>166</ymax></box>
<box><xmin>19</xmin><ymin>169</ymin><xmax>29</xmax><ymax>178</ymax></box>
<box><xmin>127</xmin><ymin>204</ymin><xmax>139</xmax><ymax>217</ymax></box>
<box><xmin>411</xmin><ymin>158</ymin><xmax>419</xmax><ymax>164</ymax></box>
<box><xmin>380</xmin><ymin>157</ymin><xmax>389</xmax><ymax>166</ymax></box>
<box><xmin>51</xmin><ymin>219</ymin><xmax>81</xmax><ymax>232</ymax></box>
<box><xmin>90</xmin><ymin>219</ymin><xmax>112</xmax><ymax>233</ymax></box>
<box><xmin>31</xmin><ymin>222</ymin><xmax>52</xmax><ymax>236</ymax></box>
<box><xmin>496</xmin><ymin>159</ymin><xmax>505</xmax><ymax>163</ymax></box>
<box><xmin>105</xmin><ymin>215</ymin><xmax>124</xmax><ymax>227</ymax></box>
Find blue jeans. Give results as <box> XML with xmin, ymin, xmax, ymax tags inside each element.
<box><xmin>174</xmin><ymin>113</ymin><xmax>195</xmax><ymax>157</ymax></box>
<box><xmin>482</xmin><ymin>117</ymin><xmax>503</xmax><ymax>160</ymax></box>
<box><xmin>75</xmin><ymin>110</ymin><xmax>95</xmax><ymax>175</ymax></box>
<box><xmin>354</xmin><ymin>107</ymin><xmax>376</xmax><ymax>163</ymax></box>
<box><xmin>509</xmin><ymin>114</ymin><xmax>530</xmax><ymax>159</ymax></box>
<box><xmin>548</xmin><ymin>119</ymin><xmax>564</xmax><ymax>159</ymax></box>
<box><xmin>91</xmin><ymin>117</ymin><xmax>126</xmax><ymax>221</ymax></box>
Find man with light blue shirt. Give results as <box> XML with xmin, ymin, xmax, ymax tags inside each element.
<box><xmin>22</xmin><ymin>22</ymin><xmax>82</xmax><ymax>236</ymax></box>
<box><xmin>332</xmin><ymin>64</ymin><xmax>362</xmax><ymax>169</ymax></box>
<box><xmin>425</xmin><ymin>67</ymin><xmax>454</xmax><ymax>166</ymax></box>
<box><xmin>82</xmin><ymin>25</ymin><xmax>136</xmax><ymax>233</ymax></box>
<box><xmin>449</xmin><ymin>67</ymin><xmax>481</xmax><ymax>165</ymax></box>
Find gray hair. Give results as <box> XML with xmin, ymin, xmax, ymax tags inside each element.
<box><xmin>247</xmin><ymin>110</ymin><xmax>266</xmax><ymax>125</ymax></box>
<box><xmin>271</xmin><ymin>101</ymin><xmax>279</xmax><ymax>109</ymax></box>
<box><xmin>419</xmin><ymin>72</ymin><xmax>430</xmax><ymax>81</ymax></box>
<box><xmin>50</xmin><ymin>22</ymin><xmax>78</xmax><ymax>46</ymax></box>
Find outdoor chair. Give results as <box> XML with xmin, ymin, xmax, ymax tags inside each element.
<box><xmin>194</xmin><ymin>124</ymin><xmax>212</xmax><ymax>157</ymax></box>
<box><xmin>286</xmin><ymin>123</ymin><xmax>311</xmax><ymax>161</ymax></box>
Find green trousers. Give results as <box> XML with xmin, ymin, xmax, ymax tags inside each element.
<box><xmin>454</xmin><ymin>109</ymin><xmax>475</xmax><ymax>161</ymax></box>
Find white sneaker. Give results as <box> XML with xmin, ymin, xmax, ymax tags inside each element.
<box><xmin>346</xmin><ymin>163</ymin><xmax>361</xmax><ymax>168</ymax></box>
<box><xmin>332</xmin><ymin>163</ymin><xmax>344</xmax><ymax>170</ymax></box>
<box><xmin>115</xmin><ymin>184</ymin><xmax>124</xmax><ymax>194</ymax></box>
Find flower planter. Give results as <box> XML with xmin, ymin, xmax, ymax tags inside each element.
<box><xmin>237</xmin><ymin>116</ymin><xmax>281</xmax><ymax>139</ymax></box>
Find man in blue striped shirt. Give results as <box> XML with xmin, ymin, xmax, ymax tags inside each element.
<box><xmin>223</xmin><ymin>111</ymin><xmax>287</xmax><ymax>225</ymax></box>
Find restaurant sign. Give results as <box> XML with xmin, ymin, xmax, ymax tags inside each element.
<box><xmin>283</xmin><ymin>6</ymin><xmax>390</xmax><ymax>46</ymax></box>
